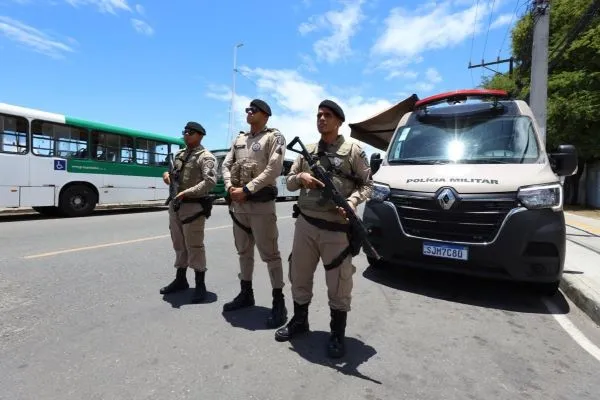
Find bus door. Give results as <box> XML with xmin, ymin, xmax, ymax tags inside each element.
<box><xmin>0</xmin><ymin>113</ymin><xmax>30</xmax><ymax>207</ymax></box>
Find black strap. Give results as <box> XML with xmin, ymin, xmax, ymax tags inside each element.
<box><xmin>292</xmin><ymin>204</ymin><xmax>351</xmax><ymax>271</ymax></box>
<box><xmin>229</xmin><ymin>211</ymin><xmax>252</xmax><ymax>235</ymax></box>
<box><xmin>324</xmin><ymin>246</ymin><xmax>351</xmax><ymax>271</ymax></box>
<box><xmin>181</xmin><ymin>210</ymin><xmax>207</xmax><ymax>225</ymax></box>
<box><xmin>292</xmin><ymin>204</ymin><xmax>349</xmax><ymax>232</ymax></box>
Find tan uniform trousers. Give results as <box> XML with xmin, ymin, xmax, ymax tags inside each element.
<box><xmin>169</xmin><ymin>202</ymin><xmax>207</xmax><ymax>271</ymax></box>
<box><xmin>289</xmin><ymin>214</ymin><xmax>356</xmax><ymax>312</ymax></box>
<box><xmin>232</xmin><ymin>212</ymin><xmax>285</xmax><ymax>289</ymax></box>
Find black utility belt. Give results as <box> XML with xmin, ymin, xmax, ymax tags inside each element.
<box><xmin>246</xmin><ymin>186</ymin><xmax>278</xmax><ymax>202</ymax></box>
<box><xmin>292</xmin><ymin>204</ymin><xmax>349</xmax><ymax>233</ymax></box>
<box><xmin>181</xmin><ymin>197</ymin><xmax>214</xmax><ymax>204</ymax></box>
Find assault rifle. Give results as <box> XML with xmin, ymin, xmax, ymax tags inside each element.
<box><xmin>165</xmin><ymin>153</ymin><xmax>182</xmax><ymax>212</ymax></box>
<box><xmin>286</xmin><ymin>136</ymin><xmax>381</xmax><ymax>262</ymax></box>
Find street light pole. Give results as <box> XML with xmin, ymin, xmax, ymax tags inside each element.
<box><xmin>228</xmin><ymin>42</ymin><xmax>244</xmax><ymax>146</ymax></box>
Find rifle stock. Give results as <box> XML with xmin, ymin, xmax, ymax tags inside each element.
<box><xmin>286</xmin><ymin>136</ymin><xmax>381</xmax><ymax>261</ymax></box>
<box><xmin>165</xmin><ymin>153</ymin><xmax>182</xmax><ymax>211</ymax></box>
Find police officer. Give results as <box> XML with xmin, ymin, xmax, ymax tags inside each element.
<box><xmin>274</xmin><ymin>100</ymin><xmax>373</xmax><ymax>358</ymax></box>
<box><xmin>160</xmin><ymin>121</ymin><xmax>217</xmax><ymax>304</ymax></box>
<box><xmin>221</xmin><ymin>99</ymin><xmax>288</xmax><ymax>328</ymax></box>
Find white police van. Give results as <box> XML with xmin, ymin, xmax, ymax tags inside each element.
<box><xmin>349</xmin><ymin>89</ymin><xmax>578</xmax><ymax>295</ymax></box>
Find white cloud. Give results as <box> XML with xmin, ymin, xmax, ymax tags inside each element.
<box><xmin>425</xmin><ymin>67</ymin><xmax>442</xmax><ymax>83</ymax></box>
<box><xmin>370</xmin><ymin>0</ymin><xmax>508</xmax><ymax>77</ymax></box>
<box><xmin>206</xmin><ymin>66</ymin><xmax>397</xmax><ymax>158</ymax></box>
<box><xmin>64</xmin><ymin>0</ymin><xmax>131</xmax><ymax>14</ymax></box>
<box><xmin>299</xmin><ymin>0</ymin><xmax>365</xmax><ymax>64</ymax></box>
<box><xmin>131</xmin><ymin>18</ymin><xmax>153</xmax><ymax>36</ymax></box>
<box><xmin>490</xmin><ymin>13</ymin><xmax>514</xmax><ymax>30</ymax></box>
<box><xmin>0</xmin><ymin>16</ymin><xmax>75</xmax><ymax>58</ymax></box>
<box><xmin>134</xmin><ymin>3</ymin><xmax>144</xmax><ymax>15</ymax></box>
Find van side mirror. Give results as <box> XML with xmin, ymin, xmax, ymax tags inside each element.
<box><xmin>548</xmin><ymin>144</ymin><xmax>578</xmax><ymax>177</ymax></box>
<box><xmin>370</xmin><ymin>153</ymin><xmax>382</xmax><ymax>174</ymax></box>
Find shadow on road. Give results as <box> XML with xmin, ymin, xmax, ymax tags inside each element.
<box><xmin>286</xmin><ymin>331</ymin><xmax>381</xmax><ymax>385</ymax></box>
<box><xmin>161</xmin><ymin>289</ymin><xmax>218</xmax><ymax>308</ymax></box>
<box><xmin>362</xmin><ymin>265</ymin><xmax>570</xmax><ymax>315</ymax></box>
<box><xmin>0</xmin><ymin>207</ymin><xmax>167</xmax><ymax>223</ymax></box>
<box><xmin>221</xmin><ymin>306</ymin><xmax>279</xmax><ymax>331</ymax></box>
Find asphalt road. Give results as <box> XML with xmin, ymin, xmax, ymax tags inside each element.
<box><xmin>1</xmin><ymin>203</ymin><xmax>600</xmax><ymax>400</ymax></box>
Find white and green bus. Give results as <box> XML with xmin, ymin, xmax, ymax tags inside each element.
<box><xmin>0</xmin><ymin>102</ymin><xmax>187</xmax><ymax>217</ymax></box>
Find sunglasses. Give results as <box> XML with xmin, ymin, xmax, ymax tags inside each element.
<box><xmin>182</xmin><ymin>129</ymin><xmax>199</xmax><ymax>135</ymax></box>
<box><xmin>245</xmin><ymin>107</ymin><xmax>260</xmax><ymax>114</ymax></box>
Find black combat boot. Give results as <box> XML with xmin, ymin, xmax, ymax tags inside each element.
<box><xmin>159</xmin><ymin>267</ymin><xmax>189</xmax><ymax>294</ymax></box>
<box><xmin>274</xmin><ymin>301</ymin><xmax>309</xmax><ymax>342</ymax></box>
<box><xmin>191</xmin><ymin>270</ymin><xmax>207</xmax><ymax>303</ymax></box>
<box><xmin>222</xmin><ymin>280</ymin><xmax>255</xmax><ymax>312</ymax></box>
<box><xmin>266</xmin><ymin>288</ymin><xmax>288</xmax><ymax>328</ymax></box>
<box><xmin>327</xmin><ymin>308</ymin><xmax>347</xmax><ymax>358</ymax></box>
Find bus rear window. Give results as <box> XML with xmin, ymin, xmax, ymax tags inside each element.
<box><xmin>1</xmin><ymin>114</ymin><xmax>28</xmax><ymax>154</ymax></box>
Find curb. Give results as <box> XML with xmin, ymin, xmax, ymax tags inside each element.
<box><xmin>0</xmin><ymin>202</ymin><xmax>169</xmax><ymax>216</ymax></box>
<box><xmin>560</xmin><ymin>274</ymin><xmax>600</xmax><ymax>326</ymax></box>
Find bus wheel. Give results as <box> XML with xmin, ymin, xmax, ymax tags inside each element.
<box><xmin>58</xmin><ymin>185</ymin><xmax>98</xmax><ymax>217</ymax></box>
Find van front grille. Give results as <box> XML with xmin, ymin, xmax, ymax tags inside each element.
<box><xmin>389</xmin><ymin>189</ymin><xmax>518</xmax><ymax>243</ymax></box>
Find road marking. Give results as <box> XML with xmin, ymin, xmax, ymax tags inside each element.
<box><xmin>24</xmin><ymin>216</ymin><xmax>293</xmax><ymax>259</ymax></box>
<box><xmin>565</xmin><ymin>215</ymin><xmax>600</xmax><ymax>236</ymax></box>
<box><xmin>542</xmin><ymin>297</ymin><xmax>600</xmax><ymax>362</ymax></box>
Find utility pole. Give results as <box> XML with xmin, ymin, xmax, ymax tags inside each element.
<box><xmin>529</xmin><ymin>0</ymin><xmax>550</xmax><ymax>145</ymax></box>
<box><xmin>468</xmin><ymin>57</ymin><xmax>514</xmax><ymax>76</ymax></box>
<box><xmin>227</xmin><ymin>42</ymin><xmax>244</xmax><ymax>146</ymax></box>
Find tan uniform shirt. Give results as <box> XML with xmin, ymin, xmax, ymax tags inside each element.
<box><xmin>286</xmin><ymin>135</ymin><xmax>373</xmax><ymax>223</ymax></box>
<box><xmin>222</xmin><ymin>126</ymin><xmax>286</xmax><ymax>214</ymax></box>
<box><xmin>175</xmin><ymin>145</ymin><xmax>218</xmax><ymax>198</ymax></box>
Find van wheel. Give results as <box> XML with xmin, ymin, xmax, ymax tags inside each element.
<box><xmin>532</xmin><ymin>280</ymin><xmax>560</xmax><ymax>297</ymax></box>
<box><xmin>58</xmin><ymin>185</ymin><xmax>97</xmax><ymax>217</ymax></box>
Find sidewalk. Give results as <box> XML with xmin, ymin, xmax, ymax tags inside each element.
<box><xmin>562</xmin><ymin>211</ymin><xmax>600</xmax><ymax>326</ymax></box>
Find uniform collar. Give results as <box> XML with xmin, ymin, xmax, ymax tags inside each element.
<box><xmin>247</xmin><ymin>125</ymin><xmax>270</xmax><ymax>137</ymax></box>
<box><xmin>318</xmin><ymin>134</ymin><xmax>344</xmax><ymax>151</ymax></box>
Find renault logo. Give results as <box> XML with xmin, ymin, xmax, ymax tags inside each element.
<box><xmin>437</xmin><ymin>188</ymin><xmax>456</xmax><ymax>210</ymax></box>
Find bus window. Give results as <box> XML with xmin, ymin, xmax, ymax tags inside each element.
<box><xmin>0</xmin><ymin>113</ymin><xmax>28</xmax><ymax>154</ymax></box>
<box><xmin>31</xmin><ymin>120</ymin><xmax>88</xmax><ymax>158</ymax></box>
<box><xmin>136</xmin><ymin>138</ymin><xmax>169</xmax><ymax>166</ymax></box>
<box><xmin>91</xmin><ymin>130</ymin><xmax>132</xmax><ymax>163</ymax></box>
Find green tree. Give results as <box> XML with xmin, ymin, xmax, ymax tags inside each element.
<box><xmin>482</xmin><ymin>0</ymin><xmax>600</xmax><ymax>159</ymax></box>
<box><xmin>482</xmin><ymin>0</ymin><xmax>600</xmax><ymax>205</ymax></box>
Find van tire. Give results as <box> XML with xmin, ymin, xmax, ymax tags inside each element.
<box><xmin>58</xmin><ymin>184</ymin><xmax>98</xmax><ymax>217</ymax></box>
<box><xmin>532</xmin><ymin>280</ymin><xmax>560</xmax><ymax>297</ymax></box>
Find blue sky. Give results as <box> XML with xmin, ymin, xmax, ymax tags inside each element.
<box><xmin>0</xmin><ymin>0</ymin><xmax>527</xmax><ymax>154</ymax></box>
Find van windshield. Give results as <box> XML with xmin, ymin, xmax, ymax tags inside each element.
<box><xmin>387</xmin><ymin>115</ymin><xmax>540</xmax><ymax>165</ymax></box>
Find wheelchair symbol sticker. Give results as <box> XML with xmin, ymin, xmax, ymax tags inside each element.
<box><xmin>54</xmin><ymin>160</ymin><xmax>66</xmax><ymax>171</ymax></box>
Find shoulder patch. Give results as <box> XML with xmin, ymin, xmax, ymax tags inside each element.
<box><xmin>204</xmin><ymin>159</ymin><xmax>215</xmax><ymax>170</ymax></box>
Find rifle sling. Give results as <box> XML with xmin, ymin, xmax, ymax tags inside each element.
<box><xmin>292</xmin><ymin>204</ymin><xmax>351</xmax><ymax>271</ymax></box>
<box><xmin>229</xmin><ymin>211</ymin><xmax>252</xmax><ymax>235</ymax></box>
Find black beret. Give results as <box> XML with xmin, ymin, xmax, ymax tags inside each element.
<box><xmin>185</xmin><ymin>121</ymin><xmax>206</xmax><ymax>135</ymax></box>
<box><xmin>319</xmin><ymin>99</ymin><xmax>345</xmax><ymax>122</ymax></box>
<box><xmin>250</xmin><ymin>99</ymin><xmax>272</xmax><ymax>116</ymax></box>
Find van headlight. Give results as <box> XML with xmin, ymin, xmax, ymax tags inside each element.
<box><xmin>517</xmin><ymin>183</ymin><xmax>563</xmax><ymax>211</ymax></box>
<box><xmin>372</xmin><ymin>182</ymin><xmax>391</xmax><ymax>201</ymax></box>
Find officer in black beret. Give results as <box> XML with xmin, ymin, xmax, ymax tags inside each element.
<box><xmin>275</xmin><ymin>99</ymin><xmax>373</xmax><ymax>359</ymax></box>
<box><xmin>221</xmin><ymin>98</ymin><xmax>289</xmax><ymax>329</ymax></box>
<box><xmin>160</xmin><ymin>121</ymin><xmax>218</xmax><ymax>303</ymax></box>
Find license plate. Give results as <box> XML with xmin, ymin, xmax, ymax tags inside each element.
<box><xmin>422</xmin><ymin>242</ymin><xmax>468</xmax><ymax>261</ymax></box>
